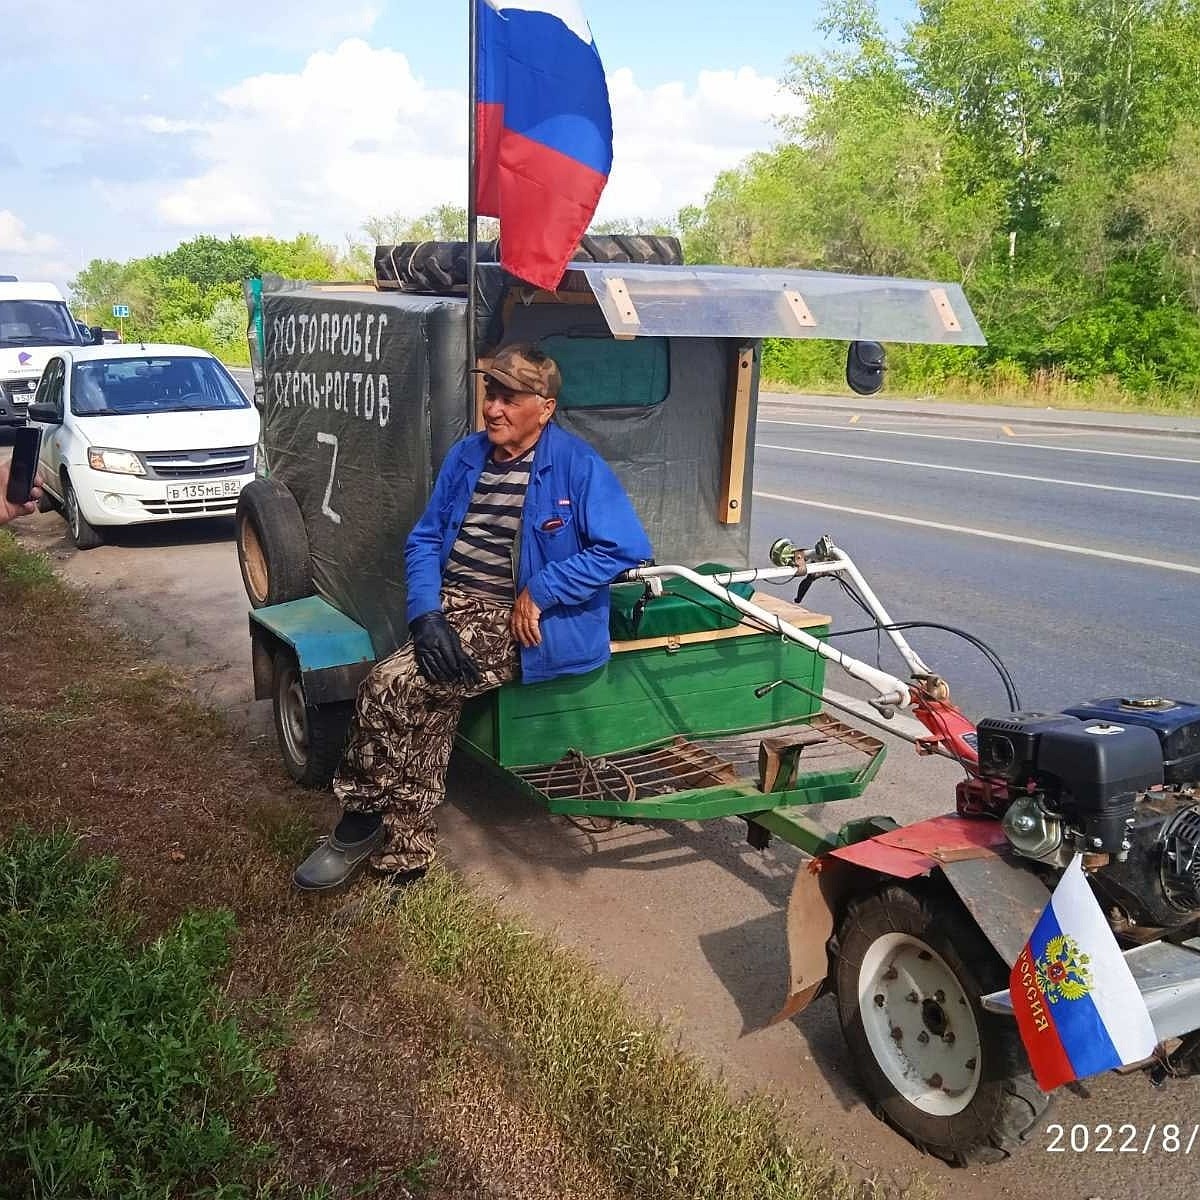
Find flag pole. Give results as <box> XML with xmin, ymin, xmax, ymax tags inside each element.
<box><xmin>466</xmin><ymin>0</ymin><xmax>480</xmax><ymax>404</ymax></box>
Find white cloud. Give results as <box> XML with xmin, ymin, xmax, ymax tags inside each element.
<box><xmin>14</xmin><ymin>0</ymin><xmax>381</xmax><ymax>57</ymax></box>
<box><xmin>0</xmin><ymin>211</ymin><xmax>60</xmax><ymax>256</ymax></box>
<box><xmin>136</xmin><ymin>116</ymin><xmax>208</xmax><ymax>136</ymax></box>
<box><xmin>602</xmin><ymin>66</ymin><xmax>804</xmax><ymax>218</ymax></box>
<box><xmin>0</xmin><ymin>211</ymin><xmax>70</xmax><ymax>285</ymax></box>
<box><xmin>148</xmin><ymin>39</ymin><xmax>464</xmax><ymax>236</ymax></box>
<box><xmin>120</xmin><ymin>40</ymin><xmax>800</xmax><ymax>239</ymax></box>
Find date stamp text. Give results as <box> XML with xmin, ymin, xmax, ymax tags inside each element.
<box><xmin>1044</xmin><ymin>1123</ymin><xmax>1200</xmax><ymax>1154</ymax></box>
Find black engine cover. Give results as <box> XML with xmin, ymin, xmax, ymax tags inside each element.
<box><xmin>976</xmin><ymin>712</ymin><xmax>1085</xmax><ymax>783</ymax></box>
<box><xmin>1065</xmin><ymin>698</ymin><xmax>1200</xmax><ymax>784</ymax></box>
<box><xmin>1036</xmin><ymin>720</ymin><xmax>1163</xmax><ymax>852</ymax></box>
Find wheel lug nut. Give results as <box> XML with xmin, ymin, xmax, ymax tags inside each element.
<box><xmin>890</xmin><ymin>1026</ymin><xmax>903</xmax><ymax>1042</ymax></box>
<box><xmin>883</xmin><ymin>966</ymin><xmax>898</xmax><ymax>981</ymax></box>
<box><xmin>927</xmin><ymin>1073</ymin><xmax>943</xmax><ymax>1089</ymax></box>
<box><xmin>965</xmin><ymin>1057</ymin><xmax>977</xmax><ymax>1071</ymax></box>
<box><xmin>917</xmin><ymin>1031</ymin><xmax>930</xmax><ymax>1044</ymax></box>
<box><xmin>874</xmin><ymin>993</ymin><xmax>885</xmax><ymax>1007</ymax></box>
<box><xmin>906</xmin><ymin>991</ymin><xmax>919</xmax><ymax>1003</ymax></box>
<box><xmin>943</xmin><ymin>1032</ymin><xmax>955</xmax><ymax>1045</ymax></box>
<box><xmin>933</xmin><ymin>989</ymin><xmax>945</xmax><ymax>1003</ymax></box>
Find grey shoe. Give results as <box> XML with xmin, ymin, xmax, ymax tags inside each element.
<box><xmin>292</xmin><ymin>824</ymin><xmax>386</xmax><ymax>893</ymax></box>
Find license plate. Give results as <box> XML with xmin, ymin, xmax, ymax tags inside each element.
<box><xmin>166</xmin><ymin>479</ymin><xmax>243</xmax><ymax>503</ymax></box>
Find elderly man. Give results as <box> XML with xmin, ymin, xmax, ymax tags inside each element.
<box><xmin>294</xmin><ymin>343</ymin><xmax>653</xmax><ymax>892</ymax></box>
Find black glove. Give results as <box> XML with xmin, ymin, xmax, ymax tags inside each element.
<box><xmin>409</xmin><ymin>611</ymin><xmax>482</xmax><ymax>685</ymax></box>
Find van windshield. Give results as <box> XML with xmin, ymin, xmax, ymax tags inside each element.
<box><xmin>0</xmin><ymin>300</ymin><xmax>84</xmax><ymax>348</ymax></box>
<box><xmin>71</xmin><ymin>357</ymin><xmax>251</xmax><ymax>416</ymax></box>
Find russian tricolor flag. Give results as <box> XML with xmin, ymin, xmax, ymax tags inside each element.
<box><xmin>1011</xmin><ymin>856</ymin><xmax>1157</xmax><ymax>1091</ymax></box>
<box><xmin>476</xmin><ymin>0</ymin><xmax>613</xmax><ymax>290</ymax></box>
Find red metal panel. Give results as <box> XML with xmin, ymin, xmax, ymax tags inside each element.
<box><xmin>878</xmin><ymin>812</ymin><xmax>1008</xmax><ymax>856</ymax></box>
<box><xmin>828</xmin><ymin>812</ymin><xmax>1008</xmax><ymax>878</ymax></box>
<box><xmin>830</xmin><ymin>839</ymin><xmax>935</xmax><ymax>878</ymax></box>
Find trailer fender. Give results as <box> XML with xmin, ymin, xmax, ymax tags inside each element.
<box><xmin>772</xmin><ymin>815</ymin><xmax>1053</xmax><ymax>1024</ymax></box>
<box><xmin>249</xmin><ymin>595</ymin><xmax>376</xmax><ymax>705</ymax></box>
<box><xmin>772</xmin><ymin>854</ymin><xmax>874</xmax><ymax>1024</ymax></box>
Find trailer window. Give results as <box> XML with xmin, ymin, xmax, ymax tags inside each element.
<box><xmin>542</xmin><ymin>335</ymin><xmax>669</xmax><ymax>410</ymax></box>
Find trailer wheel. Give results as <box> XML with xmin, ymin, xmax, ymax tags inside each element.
<box><xmin>272</xmin><ymin>649</ymin><xmax>352</xmax><ymax>789</ymax></box>
<box><xmin>236</xmin><ymin>479</ymin><xmax>312</xmax><ymax>608</ymax></box>
<box><xmin>835</xmin><ymin>882</ymin><xmax>1051</xmax><ymax>1165</ymax></box>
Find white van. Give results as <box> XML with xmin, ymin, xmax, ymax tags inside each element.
<box><xmin>28</xmin><ymin>344</ymin><xmax>260</xmax><ymax>549</ymax></box>
<box><xmin>0</xmin><ymin>281</ymin><xmax>93</xmax><ymax>428</ymax></box>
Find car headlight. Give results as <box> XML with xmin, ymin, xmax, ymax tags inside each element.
<box><xmin>87</xmin><ymin>447</ymin><xmax>146</xmax><ymax>476</ymax></box>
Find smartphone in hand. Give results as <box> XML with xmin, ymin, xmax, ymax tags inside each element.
<box><xmin>5</xmin><ymin>426</ymin><xmax>43</xmax><ymax>506</ymax></box>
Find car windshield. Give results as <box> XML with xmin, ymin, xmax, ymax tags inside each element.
<box><xmin>0</xmin><ymin>300</ymin><xmax>84</xmax><ymax>348</ymax></box>
<box><xmin>71</xmin><ymin>356</ymin><xmax>250</xmax><ymax>417</ymax></box>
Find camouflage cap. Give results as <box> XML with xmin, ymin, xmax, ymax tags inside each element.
<box><xmin>473</xmin><ymin>343</ymin><xmax>562</xmax><ymax>399</ymax></box>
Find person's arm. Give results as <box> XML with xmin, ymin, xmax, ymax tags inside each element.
<box><xmin>525</xmin><ymin>456</ymin><xmax>652</xmax><ymax>611</ymax></box>
<box><xmin>0</xmin><ymin>462</ymin><xmax>42</xmax><ymax>526</ymax></box>
<box><xmin>404</xmin><ymin>448</ymin><xmax>462</xmax><ymax>622</ymax></box>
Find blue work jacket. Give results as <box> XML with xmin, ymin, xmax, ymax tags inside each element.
<box><xmin>405</xmin><ymin>422</ymin><xmax>653</xmax><ymax>684</ymax></box>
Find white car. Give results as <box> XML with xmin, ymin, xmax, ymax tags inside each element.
<box><xmin>1</xmin><ymin>280</ymin><xmax>94</xmax><ymax>429</ymax></box>
<box><xmin>28</xmin><ymin>344</ymin><xmax>260</xmax><ymax>549</ymax></box>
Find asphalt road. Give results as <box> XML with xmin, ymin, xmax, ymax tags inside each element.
<box><xmin>7</xmin><ymin>386</ymin><xmax>1200</xmax><ymax>1200</ymax></box>
<box><xmin>752</xmin><ymin>397</ymin><xmax>1200</xmax><ymax>720</ymax></box>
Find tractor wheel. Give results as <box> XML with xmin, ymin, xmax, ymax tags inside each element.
<box><xmin>236</xmin><ymin>478</ymin><xmax>312</xmax><ymax>608</ymax></box>
<box><xmin>574</xmin><ymin>234</ymin><xmax>681</xmax><ymax>265</ymax></box>
<box><xmin>835</xmin><ymin>881</ymin><xmax>1051</xmax><ymax>1165</ymax></box>
<box><xmin>271</xmin><ymin>649</ymin><xmax>352</xmax><ymax>789</ymax></box>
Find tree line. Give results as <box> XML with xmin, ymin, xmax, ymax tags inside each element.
<box><xmin>681</xmin><ymin>0</ymin><xmax>1200</xmax><ymax>403</ymax></box>
<box><xmin>71</xmin><ymin>1</ymin><xmax>1200</xmax><ymax>403</ymax></box>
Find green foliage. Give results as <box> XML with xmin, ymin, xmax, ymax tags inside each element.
<box><xmin>70</xmin><ymin>233</ymin><xmax>347</xmax><ymax>364</ymax></box>
<box><xmin>683</xmin><ymin>0</ymin><xmax>1200</xmax><ymax>403</ymax></box>
<box><xmin>0</xmin><ymin>829</ymin><xmax>277</xmax><ymax>1199</ymax></box>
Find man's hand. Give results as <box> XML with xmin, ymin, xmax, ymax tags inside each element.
<box><xmin>0</xmin><ymin>462</ymin><xmax>42</xmax><ymax>526</ymax></box>
<box><xmin>409</xmin><ymin>611</ymin><xmax>482</xmax><ymax>685</ymax></box>
<box><xmin>511</xmin><ymin>588</ymin><xmax>543</xmax><ymax>648</ymax></box>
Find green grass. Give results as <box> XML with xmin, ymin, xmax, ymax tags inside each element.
<box><xmin>0</xmin><ymin>531</ymin><xmax>57</xmax><ymax>588</ymax></box>
<box><xmin>376</xmin><ymin>867</ymin><xmax>909</xmax><ymax>1200</ymax></box>
<box><xmin>1</xmin><ymin>523</ymin><xmax>928</xmax><ymax>1200</ymax></box>
<box><xmin>0</xmin><ymin>828</ymin><xmax>279</xmax><ymax>1200</ymax></box>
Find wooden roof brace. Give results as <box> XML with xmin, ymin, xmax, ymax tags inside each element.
<box><xmin>930</xmin><ymin>287</ymin><xmax>963</xmax><ymax>332</ymax></box>
<box><xmin>604</xmin><ymin>276</ymin><xmax>641</xmax><ymax>340</ymax></box>
<box><xmin>782</xmin><ymin>288</ymin><xmax>817</xmax><ymax>331</ymax></box>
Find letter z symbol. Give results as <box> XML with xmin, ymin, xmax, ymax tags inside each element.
<box><xmin>316</xmin><ymin>431</ymin><xmax>342</xmax><ymax>525</ymax></box>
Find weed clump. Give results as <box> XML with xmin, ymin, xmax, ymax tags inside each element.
<box><xmin>0</xmin><ymin>828</ymin><xmax>275</xmax><ymax>1199</ymax></box>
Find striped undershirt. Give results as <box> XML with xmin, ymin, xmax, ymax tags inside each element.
<box><xmin>442</xmin><ymin>446</ymin><xmax>535</xmax><ymax>602</ymax></box>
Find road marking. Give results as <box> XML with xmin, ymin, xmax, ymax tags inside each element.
<box><xmin>758</xmin><ymin>444</ymin><xmax>1200</xmax><ymax>502</ymax></box>
<box><xmin>849</xmin><ymin>414</ymin><xmax>860</xmax><ymax>424</ymax></box>
<box><xmin>753</xmin><ymin>491</ymin><xmax>1200</xmax><ymax>575</ymax></box>
<box><xmin>1001</xmin><ymin>424</ymin><xmax>1015</xmax><ymax>437</ymax></box>
<box><xmin>759</xmin><ymin>418</ymin><xmax>1200</xmax><ymax>465</ymax></box>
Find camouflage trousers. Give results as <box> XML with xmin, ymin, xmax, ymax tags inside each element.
<box><xmin>333</xmin><ymin>589</ymin><xmax>519</xmax><ymax>872</ymax></box>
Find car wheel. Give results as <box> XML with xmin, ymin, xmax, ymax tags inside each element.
<box><xmin>271</xmin><ymin>649</ymin><xmax>353</xmax><ymax>789</ymax></box>
<box><xmin>236</xmin><ymin>479</ymin><xmax>312</xmax><ymax>608</ymax></box>
<box><xmin>63</xmin><ymin>477</ymin><xmax>104</xmax><ymax>550</ymax></box>
<box><xmin>835</xmin><ymin>881</ymin><xmax>1051</xmax><ymax>1165</ymax></box>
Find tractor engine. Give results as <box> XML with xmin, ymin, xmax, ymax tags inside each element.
<box><xmin>974</xmin><ymin>698</ymin><xmax>1200</xmax><ymax>932</ymax></box>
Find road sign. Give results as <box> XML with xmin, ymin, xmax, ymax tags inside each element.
<box><xmin>112</xmin><ymin>304</ymin><xmax>130</xmax><ymax>319</ymax></box>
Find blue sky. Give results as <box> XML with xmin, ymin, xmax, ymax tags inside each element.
<box><xmin>2</xmin><ymin>0</ymin><xmax>915</xmax><ymax>291</ymax></box>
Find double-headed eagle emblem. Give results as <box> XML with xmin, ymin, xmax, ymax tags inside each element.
<box><xmin>1036</xmin><ymin>934</ymin><xmax>1093</xmax><ymax>1003</ymax></box>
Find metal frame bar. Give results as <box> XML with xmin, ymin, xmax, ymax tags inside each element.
<box><xmin>620</xmin><ymin>552</ymin><xmax>919</xmax><ymax>707</ymax></box>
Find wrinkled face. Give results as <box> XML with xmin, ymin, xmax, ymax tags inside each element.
<box><xmin>482</xmin><ymin>378</ymin><xmax>555</xmax><ymax>458</ymax></box>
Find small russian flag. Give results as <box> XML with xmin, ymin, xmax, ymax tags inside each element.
<box><xmin>476</xmin><ymin>0</ymin><xmax>613</xmax><ymax>291</ymax></box>
<box><xmin>1011</xmin><ymin>856</ymin><xmax>1158</xmax><ymax>1091</ymax></box>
